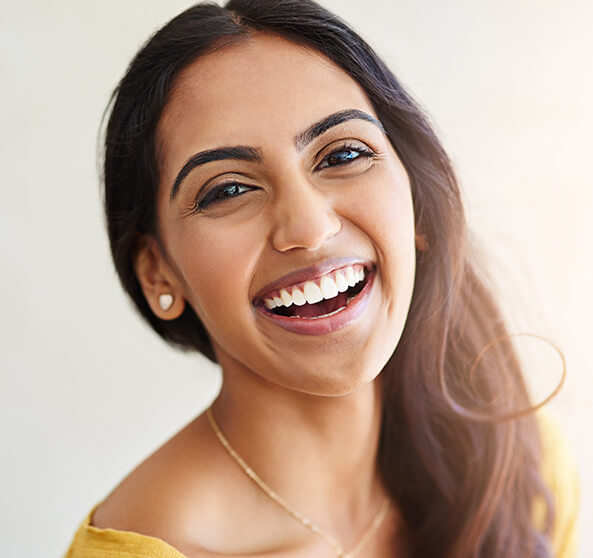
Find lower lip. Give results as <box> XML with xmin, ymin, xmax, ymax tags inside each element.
<box><xmin>255</xmin><ymin>271</ymin><xmax>376</xmax><ymax>335</ymax></box>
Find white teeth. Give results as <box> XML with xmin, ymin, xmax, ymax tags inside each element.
<box><xmin>345</xmin><ymin>266</ymin><xmax>357</xmax><ymax>287</ymax></box>
<box><xmin>303</xmin><ymin>281</ymin><xmax>323</xmax><ymax>304</ymax></box>
<box><xmin>319</xmin><ymin>275</ymin><xmax>339</xmax><ymax>299</ymax></box>
<box><xmin>291</xmin><ymin>288</ymin><xmax>306</xmax><ymax>306</ymax></box>
<box><xmin>280</xmin><ymin>289</ymin><xmax>293</xmax><ymax>307</ymax></box>
<box><xmin>335</xmin><ymin>270</ymin><xmax>349</xmax><ymax>292</ymax></box>
<box><xmin>263</xmin><ymin>265</ymin><xmax>369</xmax><ymax>311</ymax></box>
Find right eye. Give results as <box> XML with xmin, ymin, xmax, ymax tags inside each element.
<box><xmin>194</xmin><ymin>182</ymin><xmax>255</xmax><ymax>211</ymax></box>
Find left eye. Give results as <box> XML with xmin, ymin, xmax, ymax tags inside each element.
<box><xmin>316</xmin><ymin>145</ymin><xmax>375</xmax><ymax>170</ymax></box>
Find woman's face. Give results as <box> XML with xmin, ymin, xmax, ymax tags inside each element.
<box><xmin>153</xmin><ymin>33</ymin><xmax>416</xmax><ymax>395</ymax></box>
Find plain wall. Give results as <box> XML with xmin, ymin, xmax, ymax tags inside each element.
<box><xmin>1</xmin><ymin>0</ymin><xmax>591</xmax><ymax>555</ymax></box>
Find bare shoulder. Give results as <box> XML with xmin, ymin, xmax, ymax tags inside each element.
<box><xmin>91</xmin><ymin>412</ymin><xmax>311</xmax><ymax>556</ymax></box>
<box><xmin>91</xmin><ymin>412</ymin><xmax>227</xmax><ymax>554</ymax></box>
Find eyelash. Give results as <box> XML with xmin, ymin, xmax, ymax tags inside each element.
<box><xmin>316</xmin><ymin>143</ymin><xmax>376</xmax><ymax>170</ymax></box>
<box><xmin>193</xmin><ymin>143</ymin><xmax>376</xmax><ymax>211</ymax></box>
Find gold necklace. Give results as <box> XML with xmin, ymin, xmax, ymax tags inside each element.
<box><xmin>206</xmin><ymin>406</ymin><xmax>390</xmax><ymax>557</ymax></box>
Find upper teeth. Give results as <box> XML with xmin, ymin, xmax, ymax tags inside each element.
<box><xmin>263</xmin><ymin>265</ymin><xmax>366</xmax><ymax>310</ymax></box>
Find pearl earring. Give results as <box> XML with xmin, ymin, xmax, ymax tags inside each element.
<box><xmin>159</xmin><ymin>293</ymin><xmax>174</xmax><ymax>311</ymax></box>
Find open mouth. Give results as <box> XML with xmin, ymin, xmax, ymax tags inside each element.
<box><xmin>255</xmin><ymin>264</ymin><xmax>374</xmax><ymax>320</ymax></box>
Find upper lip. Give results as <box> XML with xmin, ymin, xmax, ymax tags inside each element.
<box><xmin>252</xmin><ymin>257</ymin><xmax>374</xmax><ymax>303</ymax></box>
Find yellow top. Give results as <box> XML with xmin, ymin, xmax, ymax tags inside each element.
<box><xmin>63</xmin><ymin>415</ymin><xmax>580</xmax><ymax>558</ymax></box>
<box><xmin>535</xmin><ymin>413</ymin><xmax>580</xmax><ymax>557</ymax></box>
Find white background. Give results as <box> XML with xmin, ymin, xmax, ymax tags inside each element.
<box><xmin>1</xmin><ymin>1</ymin><xmax>591</xmax><ymax>556</ymax></box>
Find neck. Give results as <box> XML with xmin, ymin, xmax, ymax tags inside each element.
<box><xmin>211</xmin><ymin>359</ymin><xmax>386</xmax><ymax>532</ymax></box>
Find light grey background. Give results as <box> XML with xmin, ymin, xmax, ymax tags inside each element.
<box><xmin>1</xmin><ymin>1</ymin><xmax>591</xmax><ymax>556</ymax></box>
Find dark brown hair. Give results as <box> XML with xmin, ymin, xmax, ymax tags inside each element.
<box><xmin>102</xmin><ymin>1</ymin><xmax>554</xmax><ymax>555</ymax></box>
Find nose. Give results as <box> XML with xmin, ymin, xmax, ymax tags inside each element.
<box><xmin>270</xmin><ymin>176</ymin><xmax>342</xmax><ymax>253</ymax></box>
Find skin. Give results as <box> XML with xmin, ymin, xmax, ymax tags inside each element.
<box><xmin>93</xmin><ymin>33</ymin><xmax>417</xmax><ymax>557</ymax></box>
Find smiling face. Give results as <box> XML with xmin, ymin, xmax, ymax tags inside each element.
<box><xmin>143</xmin><ymin>33</ymin><xmax>416</xmax><ymax>396</ymax></box>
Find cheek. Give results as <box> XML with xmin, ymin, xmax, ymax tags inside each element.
<box><xmin>357</xmin><ymin>165</ymin><xmax>416</xmax><ymax>313</ymax></box>
<box><xmin>352</xmin><ymin>163</ymin><xmax>416</xmax><ymax>262</ymax></box>
<box><xmin>169</xmin><ymin>221</ymin><xmax>263</xmax><ymax>332</ymax></box>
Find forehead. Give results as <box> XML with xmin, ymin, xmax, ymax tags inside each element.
<box><xmin>157</xmin><ymin>32</ymin><xmax>376</xmax><ymax>172</ymax></box>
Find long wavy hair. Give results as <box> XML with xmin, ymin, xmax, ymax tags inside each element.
<box><xmin>102</xmin><ymin>1</ymin><xmax>555</xmax><ymax>556</ymax></box>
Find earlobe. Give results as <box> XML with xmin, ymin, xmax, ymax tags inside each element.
<box><xmin>415</xmin><ymin>232</ymin><xmax>429</xmax><ymax>252</ymax></box>
<box><xmin>133</xmin><ymin>235</ymin><xmax>186</xmax><ymax>320</ymax></box>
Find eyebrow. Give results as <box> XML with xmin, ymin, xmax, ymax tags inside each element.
<box><xmin>169</xmin><ymin>108</ymin><xmax>385</xmax><ymax>201</ymax></box>
<box><xmin>169</xmin><ymin>146</ymin><xmax>262</xmax><ymax>201</ymax></box>
<box><xmin>294</xmin><ymin>109</ymin><xmax>385</xmax><ymax>151</ymax></box>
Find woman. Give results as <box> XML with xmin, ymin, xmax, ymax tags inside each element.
<box><xmin>64</xmin><ymin>0</ymin><xmax>578</xmax><ymax>556</ymax></box>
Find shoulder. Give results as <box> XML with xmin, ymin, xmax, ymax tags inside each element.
<box><xmin>86</xmin><ymin>412</ymin><xmax>304</xmax><ymax>557</ymax></box>
<box><xmin>89</xmin><ymin>413</ymin><xmax>227</xmax><ymax>557</ymax></box>
<box><xmin>536</xmin><ymin>412</ymin><xmax>580</xmax><ymax>558</ymax></box>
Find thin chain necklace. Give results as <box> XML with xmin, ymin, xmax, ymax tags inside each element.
<box><xmin>206</xmin><ymin>406</ymin><xmax>390</xmax><ymax>557</ymax></box>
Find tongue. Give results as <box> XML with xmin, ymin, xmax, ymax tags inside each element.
<box><xmin>290</xmin><ymin>292</ymin><xmax>348</xmax><ymax>318</ymax></box>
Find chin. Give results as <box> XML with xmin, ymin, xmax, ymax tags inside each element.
<box><xmin>272</xmin><ymin>351</ymin><xmax>390</xmax><ymax>398</ymax></box>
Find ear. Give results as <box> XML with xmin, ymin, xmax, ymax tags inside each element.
<box><xmin>415</xmin><ymin>232</ymin><xmax>429</xmax><ymax>252</ymax></box>
<box><xmin>133</xmin><ymin>235</ymin><xmax>186</xmax><ymax>320</ymax></box>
